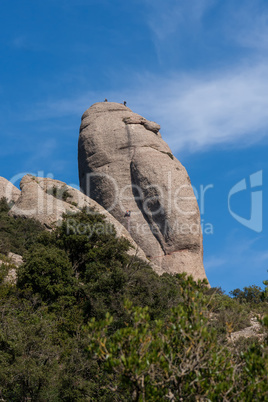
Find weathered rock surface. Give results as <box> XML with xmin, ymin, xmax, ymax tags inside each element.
<box><xmin>230</xmin><ymin>317</ymin><xmax>264</xmax><ymax>343</ymax></box>
<box><xmin>0</xmin><ymin>252</ymin><xmax>23</xmax><ymax>284</ymax></box>
<box><xmin>9</xmin><ymin>175</ymin><xmax>156</xmax><ymax>269</ymax></box>
<box><xmin>8</xmin><ymin>252</ymin><xmax>23</xmax><ymax>267</ymax></box>
<box><xmin>78</xmin><ymin>102</ymin><xmax>208</xmax><ymax>282</ymax></box>
<box><xmin>0</xmin><ymin>177</ymin><xmax>20</xmax><ymax>203</ymax></box>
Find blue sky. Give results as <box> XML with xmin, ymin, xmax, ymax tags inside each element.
<box><xmin>1</xmin><ymin>0</ymin><xmax>268</xmax><ymax>293</ymax></box>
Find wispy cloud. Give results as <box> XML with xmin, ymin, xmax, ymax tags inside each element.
<box><xmin>204</xmin><ymin>256</ymin><xmax>226</xmax><ymax>271</ymax></box>
<box><xmin>143</xmin><ymin>0</ymin><xmax>214</xmax><ymax>41</ymax></box>
<box><xmin>19</xmin><ymin>59</ymin><xmax>268</xmax><ymax>153</ymax></box>
<box><xmin>143</xmin><ymin>0</ymin><xmax>268</xmax><ymax>54</ymax></box>
<box><xmin>16</xmin><ymin>0</ymin><xmax>268</xmax><ymax>155</ymax></box>
<box><xmin>140</xmin><ymin>0</ymin><xmax>215</xmax><ymax>63</ymax></box>
<box><xmin>131</xmin><ymin>1</ymin><xmax>268</xmax><ymax>152</ymax></box>
<box><xmin>131</xmin><ymin>62</ymin><xmax>268</xmax><ymax>152</ymax></box>
<box><xmin>222</xmin><ymin>0</ymin><xmax>268</xmax><ymax>52</ymax></box>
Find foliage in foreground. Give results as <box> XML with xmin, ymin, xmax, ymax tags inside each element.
<box><xmin>88</xmin><ymin>297</ymin><xmax>268</xmax><ymax>401</ymax></box>
<box><xmin>0</xmin><ymin>204</ymin><xmax>267</xmax><ymax>400</ymax></box>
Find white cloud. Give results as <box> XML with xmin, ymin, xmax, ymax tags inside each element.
<box><xmin>130</xmin><ymin>0</ymin><xmax>268</xmax><ymax>153</ymax></box>
<box><xmin>143</xmin><ymin>0</ymin><xmax>214</xmax><ymax>41</ymax></box>
<box><xmin>12</xmin><ymin>0</ymin><xmax>268</xmax><ymax>155</ymax></box>
<box><xmin>140</xmin><ymin>0</ymin><xmax>215</xmax><ymax>62</ymax></box>
<box><xmin>222</xmin><ymin>0</ymin><xmax>268</xmax><ymax>52</ymax></box>
<box><xmin>20</xmin><ymin>60</ymin><xmax>268</xmax><ymax>153</ymax></box>
<box><xmin>144</xmin><ymin>0</ymin><xmax>268</xmax><ymax>53</ymax></box>
<box><xmin>127</xmin><ymin>62</ymin><xmax>268</xmax><ymax>153</ymax></box>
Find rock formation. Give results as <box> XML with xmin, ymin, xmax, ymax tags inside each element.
<box><xmin>0</xmin><ymin>252</ymin><xmax>23</xmax><ymax>284</ymax></box>
<box><xmin>0</xmin><ymin>177</ymin><xmax>20</xmax><ymax>203</ymax></box>
<box><xmin>230</xmin><ymin>316</ymin><xmax>264</xmax><ymax>343</ymax></box>
<box><xmin>9</xmin><ymin>174</ymin><xmax>156</xmax><ymax>269</ymax></box>
<box><xmin>78</xmin><ymin>102</ymin><xmax>208</xmax><ymax>282</ymax></box>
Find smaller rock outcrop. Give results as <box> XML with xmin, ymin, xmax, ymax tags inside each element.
<box><xmin>7</xmin><ymin>252</ymin><xmax>23</xmax><ymax>267</ymax></box>
<box><xmin>230</xmin><ymin>317</ymin><xmax>264</xmax><ymax>343</ymax></box>
<box><xmin>9</xmin><ymin>175</ymin><xmax>157</xmax><ymax>269</ymax></box>
<box><xmin>0</xmin><ymin>177</ymin><xmax>20</xmax><ymax>203</ymax></box>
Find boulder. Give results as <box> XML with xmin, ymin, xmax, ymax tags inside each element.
<box><xmin>8</xmin><ymin>252</ymin><xmax>23</xmax><ymax>267</ymax></box>
<box><xmin>0</xmin><ymin>252</ymin><xmax>23</xmax><ymax>284</ymax></box>
<box><xmin>9</xmin><ymin>175</ymin><xmax>156</xmax><ymax>269</ymax></box>
<box><xmin>78</xmin><ymin>102</ymin><xmax>208</xmax><ymax>282</ymax></box>
<box><xmin>0</xmin><ymin>177</ymin><xmax>20</xmax><ymax>204</ymax></box>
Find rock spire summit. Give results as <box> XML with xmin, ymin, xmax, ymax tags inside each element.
<box><xmin>78</xmin><ymin>102</ymin><xmax>208</xmax><ymax>282</ymax></box>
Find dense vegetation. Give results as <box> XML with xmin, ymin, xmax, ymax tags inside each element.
<box><xmin>0</xmin><ymin>197</ymin><xmax>267</xmax><ymax>401</ymax></box>
<box><xmin>0</xmin><ymin>198</ymin><xmax>44</xmax><ymax>256</ymax></box>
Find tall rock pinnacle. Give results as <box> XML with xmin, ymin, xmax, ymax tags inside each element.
<box><xmin>78</xmin><ymin>102</ymin><xmax>208</xmax><ymax>282</ymax></box>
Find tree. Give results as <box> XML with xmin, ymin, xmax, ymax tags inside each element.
<box><xmin>230</xmin><ymin>285</ymin><xmax>264</xmax><ymax>304</ymax></box>
<box><xmin>17</xmin><ymin>244</ymin><xmax>78</xmax><ymax>303</ymax></box>
<box><xmin>0</xmin><ymin>197</ymin><xmax>44</xmax><ymax>256</ymax></box>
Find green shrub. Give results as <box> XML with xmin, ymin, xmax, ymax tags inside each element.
<box><xmin>17</xmin><ymin>245</ymin><xmax>78</xmax><ymax>303</ymax></box>
<box><xmin>0</xmin><ymin>197</ymin><xmax>44</xmax><ymax>256</ymax></box>
<box><xmin>230</xmin><ymin>285</ymin><xmax>264</xmax><ymax>304</ymax></box>
<box><xmin>46</xmin><ymin>186</ymin><xmax>71</xmax><ymax>202</ymax></box>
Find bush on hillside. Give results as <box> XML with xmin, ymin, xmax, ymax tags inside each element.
<box><xmin>0</xmin><ymin>197</ymin><xmax>44</xmax><ymax>256</ymax></box>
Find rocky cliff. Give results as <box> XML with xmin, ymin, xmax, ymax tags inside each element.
<box><xmin>78</xmin><ymin>102</ymin><xmax>208</xmax><ymax>282</ymax></box>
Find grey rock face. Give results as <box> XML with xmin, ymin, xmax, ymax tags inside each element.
<box><xmin>9</xmin><ymin>175</ymin><xmax>155</xmax><ymax>269</ymax></box>
<box><xmin>78</xmin><ymin>102</ymin><xmax>208</xmax><ymax>282</ymax></box>
<box><xmin>0</xmin><ymin>177</ymin><xmax>20</xmax><ymax>203</ymax></box>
